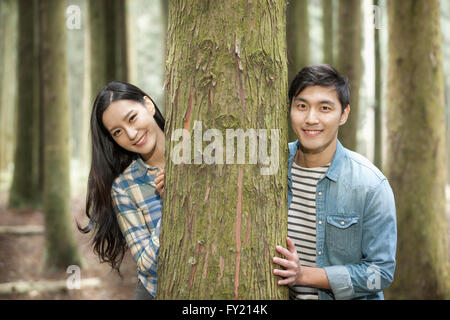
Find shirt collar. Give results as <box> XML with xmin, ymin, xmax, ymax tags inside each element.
<box><xmin>135</xmin><ymin>156</ymin><xmax>161</xmax><ymax>178</ymax></box>
<box><xmin>289</xmin><ymin>139</ymin><xmax>346</xmax><ymax>182</ymax></box>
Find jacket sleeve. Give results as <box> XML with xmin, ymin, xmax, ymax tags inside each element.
<box><xmin>324</xmin><ymin>179</ymin><xmax>397</xmax><ymax>300</ymax></box>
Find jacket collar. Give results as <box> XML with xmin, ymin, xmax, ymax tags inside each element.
<box><xmin>288</xmin><ymin>139</ymin><xmax>346</xmax><ymax>182</ymax></box>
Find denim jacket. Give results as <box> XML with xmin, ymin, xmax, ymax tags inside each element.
<box><xmin>288</xmin><ymin>140</ymin><xmax>397</xmax><ymax>300</ymax></box>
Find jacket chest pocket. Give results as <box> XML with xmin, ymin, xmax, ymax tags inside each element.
<box><xmin>325</xmin><ymin>215</ymin><xmax>360</xmax><ymax>255</ymax></box>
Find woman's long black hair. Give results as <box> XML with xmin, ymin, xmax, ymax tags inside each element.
<box><xmin>79</xmin><ymin>81</ymin><xmax>165</xmax><ymax>273</ymax></box>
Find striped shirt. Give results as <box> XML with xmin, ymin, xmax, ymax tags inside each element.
<box><xmin>111</xmin><ymin>156</ymin><xmax>163</xmax><ymax>297</ymax></box>
<box><xmin>288</xmin><ymin>161</ymin><xmax>329</xmax><ymax>300</ymax></box>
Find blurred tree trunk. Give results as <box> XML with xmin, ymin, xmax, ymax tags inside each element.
<box><xmin>88</xmin><ymin>0</ymin><xmax>128</xmax><ymax>99</ymax></box>
<box><xmin>322</xmin><ymin>0</ymin><xmax>334</xmax><ymax>65</ymax></box>
<box><xmin>39</xmin><ymin>0</ymin><xmax>82</xmax><ymax>269</ymax></box>
<box><xmin>385</xmin><ymin>0</ymin><xmax>449</xmax><ymax>299</ymax></box>
<box><xmin>0</xmin><ymin>0</ymin><xmax>18</xmax><ymax>174</ymax></box>
<box><xmin>0</xmin><ymin>1</ymin><xmax>5</xmax><ymax>173</ymax></box>
<box><xmin>287</xmin><ymin>0</ymin><xmax>309</xmax><ymax>142</ymax></box>
<box><xmin>8</xmin><ymin>0</ymin><xmax>40</xmax><ymax>209</ymax></box>
<box><xmin>373</xmin><ymin>0</ymin><xmax>382</xmax><ymax>170</ymax></box>
<box><xmin>336</xmin><ymin>0</ymin><xmax>362</xmax><ymax>150</ymax></box>
<box><xmin>157</xmin><ymin>0</ymin><xmax>289</xmax><ymax>300</ymax></box>
<box><xmin>287</xmin><ymin>0</ymin><xmax>309</xmax><ymax>84</ymax></box>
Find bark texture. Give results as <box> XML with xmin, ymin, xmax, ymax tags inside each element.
<box><xmin>157</xmin><ymin>0</ymin><xmax>289</xmax><ymax>300</ymax></box>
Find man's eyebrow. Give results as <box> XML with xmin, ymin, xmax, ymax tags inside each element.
<box><xmin>319</xmin><ymin>99</ymin><xmax>335</xmax><ymax>106</ymax></box>
<box><xmin>293</xmin><ymin>97</ymin><xmax>308</xmax><ymax>103</ymax></box>
<box><xmin>109</xmin><ymin>110</ymin><xmax>135</xmax><ymax>132</ymax></box>
<box><xmin>293</xmin><ymin>97</ymin><xmax>335</xmax><ymax>106</ymax></box>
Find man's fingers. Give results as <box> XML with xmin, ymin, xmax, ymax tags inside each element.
<box><xmin>276</xmin><ymin>245</ymin><xmax>293</xmax><ymax>260</ymax></box>
<box><xmin>286</xmin><ymin>237</ymin><xmax>296</xmax><ymax>254</ymax></box>
<box><xmin>273</xmin><ymin>268</ymin><xmax>295</xmax><ymax>278</ymax></box>
<box><xmin>273</xmin><ymin>256</ymin><xmax>294</xmax><ymax>270</ymax></box>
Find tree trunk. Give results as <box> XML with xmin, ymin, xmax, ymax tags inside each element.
<box><xmin>286</xmin><ymin>0</ymin><xmax>309</xmax><ymax>142</ymax></box>
<box><xmin>373</xmin><ymin>0</ymin><xmax>382</xmax><ymax>170</ymax></box>
<box><xmin>0</xmin><ymin>0</ymin><xmax>18</xmax><ymax>174</ymax></box>
<box><xmin>0</xmin><ymin>0</ymin><xmax>5</xmax><ymax>173</ymax></box>
<box><xmin>336</xmin><ymin>0</ymin><xmax>362</xmax><ymax>150</ymax></box>
<box><xmin>287</xmin><ymin>0</ymin><xmax>309</xmax><ymax>84</ymax></box>
<box><xmin>39</xmin><ymin>0</ymin><xmax>82</xmax><ymax>270</ymax></box>
<box><xmin>385</xmin><ymin>0</ymin><xmax>449</xmax><ymax>299</ymax></box>
<box><xmin>8</xmin><ymin>0</ymin><xmax>40</xmax><ymax>209</ymax></box>
<box><xmin>157</xmin><ymin>0</ymin><xmax>289</xmax><ymax>300</ymax></box>
<box><xmin>88</xmin><ymin>0</ymin><xmax>128</xmax><ymax>99</ymax></box>
<box><xmin>322</xmin><ymin>0</ymin><xmax>334</xmax><ymax>65</ymax></box>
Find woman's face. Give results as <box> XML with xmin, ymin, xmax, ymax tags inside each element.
<box><xmin>102</xmin><ymin>97</ymin><xmax>162</xmax><ymax>156</ymax></box>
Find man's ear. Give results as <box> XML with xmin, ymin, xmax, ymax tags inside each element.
<box><xmin>339</xmin><ymin>104</ymin><xmax>350</xmax><ymax>126</ymax></box>
<box><xmin>143</xmin><ymin>96</ymin><xmax>156</xmax><ymax>116</ymax></box>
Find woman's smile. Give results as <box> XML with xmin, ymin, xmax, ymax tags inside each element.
<box><xmin>134</xmin><ymin>131</ymin><xmax>148</xmax><ymax>146</ymax></box>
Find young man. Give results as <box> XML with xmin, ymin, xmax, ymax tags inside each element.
<box><xmin>272</xmin><ymin>65</ymin><xmax>397</xmax><ymax>300</ymax></box>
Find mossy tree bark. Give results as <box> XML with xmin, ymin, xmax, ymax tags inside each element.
<box><xmin>8</xmin><ymin>0</ymin><xmax>40</xmax><ymax>209</ymax></box>
<box><xmin>157</xmin><ymin>0</ymin><xmax>289</xmax><ymax>300</ymax></box>
<box><xmin>39</xmin><ymin>0</ymin><xmax>82</xmax><ymax>269</ymax></box>
<box><xmin>385</xmin><ymin>0</ymin><xmax>449</xmax><ymax>299</ymax></box>
<box><xmin>336</xmin><ymin>0</ymin><xmax>362</xmax><ymax>150</ymax></box>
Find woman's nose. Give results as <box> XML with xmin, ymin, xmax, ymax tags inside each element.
<box><xmin>125</xmin><ymin>126</ymin><xmax>138</xmax><ymax>140</ymax></box>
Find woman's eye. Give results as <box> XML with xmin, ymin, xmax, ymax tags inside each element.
<box><xmin>113</xmin><ymin>130</ymin><xmax>121</xmax><ymax>137</ymax></box>
<box><xmin>129</xmin><ymin>114</ymin><xmax>137</xmax><ymax>122</ymax></box>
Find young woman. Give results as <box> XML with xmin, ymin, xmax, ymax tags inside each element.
<box><xmin>79</xmin><ymin>81</ymin><xmax>165</xmax><ymax>300</ymax></box>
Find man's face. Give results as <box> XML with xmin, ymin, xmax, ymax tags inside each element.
<box><xmin>290</xmin><ymin>85</ymin><xmax>350</xmax><ymax>155</ymax></box>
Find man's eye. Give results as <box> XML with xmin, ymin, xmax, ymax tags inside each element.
<box><xmin>321</xmin><ymin>106</ymin><xmax>331</xmax><ymax>111</ymax></box>
<box><xmin>297</xmin><ymin>103</ymin><xmax>306</xmax><ymax>109</ymax></box>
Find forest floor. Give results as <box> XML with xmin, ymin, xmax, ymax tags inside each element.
<box><xmin>0</xmin><ymin>190</ymin><xmax>137</xmax><ymax>300</ymax></box>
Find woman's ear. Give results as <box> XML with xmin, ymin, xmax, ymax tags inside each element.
<box><xmin>143</xmin><ymin>96</ymin><xmax>156</xmax><ymax>116</ymax></box>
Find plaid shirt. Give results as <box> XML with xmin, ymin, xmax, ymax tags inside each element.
<box><xmin>111</xmin><ymin>156</ymin><xmax>162</xmax><ymax>297</ymax></box>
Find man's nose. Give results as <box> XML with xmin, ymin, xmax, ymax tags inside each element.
<box><xmin>305</xmin><ymin>109</ymin><xmax>319</xmax><ymax>124</ymax></box>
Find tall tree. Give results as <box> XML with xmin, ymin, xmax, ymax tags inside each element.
<box><xmin>88</xmin><ymin>0</ymin><xmax>128</xmax><ymax>99</ymax></box>
<box><xmin>287</xmin><ymin>0</ymin><xmax>309</xmax><ymax>83</ymax></box>
<box><xmin>385</xmin><ymin>0</ymin><xmax>449</xmax><ymax>299</ymax></box>
<box><xmin>322</xmin><ymin>0</ymin><xmax>334</xmax><ymax>65</ymax></box>
<box><xmin>286</xmin><ymin>0</ymin><xmax>309</xmax><ymax>142</ymax></box>
<box><xmin>0</xmin><ymin>0</ymin><xmax>18</xmax><ymax>174</ymax></box>
<box><xmin>8</xmin><ymin>0</ymin><xmax>40</xmax><ymax>209</ymax></box>
<box><xmin>39</xmin><ymin>0</ymin><xmax>82</xmax><ymax>269</ymax></box>
<box><xmin>373</xmin><ymin>0</ymin><xmax>382</xmax><ymax>169</ymax></box>
<box><xmin>336</xmin><ymin>0</ymin><xmax>362</xmax><ymax>150</ymax></box>
<box><xmin>157</xmin><ymin>0</ymin><xmax>288</xmax><ymax>299</ymax></box>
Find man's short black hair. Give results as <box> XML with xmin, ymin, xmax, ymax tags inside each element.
<box><xmin>288</xmin><ymin>64</ymin><xmax>350</xmax><ymax>113</ymax></box>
